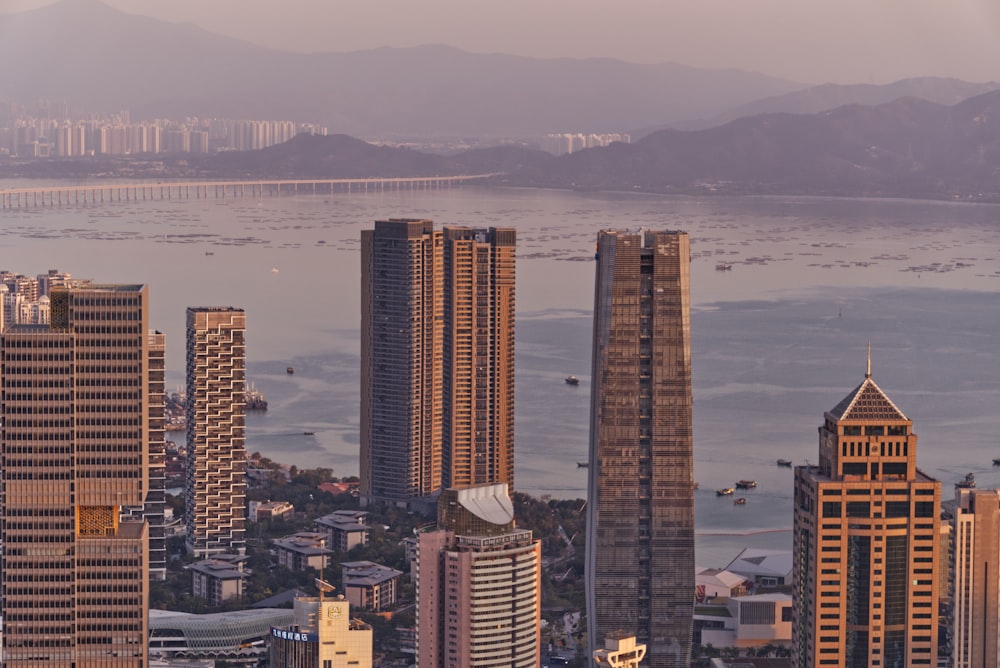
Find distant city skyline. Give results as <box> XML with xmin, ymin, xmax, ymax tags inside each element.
<box><xmin>3</xmin><ymin>0</ymin><xmax>1000</xmax><ymax>85</ymax></box>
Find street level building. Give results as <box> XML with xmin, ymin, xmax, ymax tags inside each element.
<box><xmin>416</xmin><ymin>484</ymin><xmax>541</xmax><ymax>667</ymax></box>
<box><xmin>586</xmin><ymin>230</ymin><xmax>694</xmax><ymax>668</ymax></box>
<box><xmin>792</xmin><ymin>359</ymin><xmax>941</xmax><ymax>666</ymax></box>
<box><xmin>360</xmin><ymin>219</ymin><xmax>515</xmax><ymax>505</ymax></box>
<box><xmin>0</xmin><ymin>283</ymin><xmax>153</xmax><ymax>666</ymax></box>
<box><xmin>185</xmin><ymin>307</ymin><xmax>247</xmax><ymax>557</ymax></box>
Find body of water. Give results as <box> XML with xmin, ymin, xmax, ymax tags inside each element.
<box><xmin>3</xmin><ymin>182</ymin><xmax>999</xmax><ymax>566</ymax></box>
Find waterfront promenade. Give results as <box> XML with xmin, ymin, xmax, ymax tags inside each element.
<box><xmin>0</xmin><ymin>173</ymin><xmax>502</xmax><ymax>209</ymax></box>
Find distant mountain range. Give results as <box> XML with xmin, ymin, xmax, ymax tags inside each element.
<box><xmin>187</xmin><ymin>90</ymin><xmax>1000</xmax><ymax>200</ymax></box>
<box><xmin>1</xmin><ymin>0</ymin><xmax>798</xmax><ymax>137</ymax></box>
<box><xmin>3</xmin><ymin>0</ymin><xmax>1000</xmax><ymax>199</ymax></box>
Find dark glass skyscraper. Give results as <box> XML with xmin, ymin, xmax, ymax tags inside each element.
<box><xmin>585</xmin><ymin>230</ymin><xmax>694</xmax><ymax>668</ymax></box>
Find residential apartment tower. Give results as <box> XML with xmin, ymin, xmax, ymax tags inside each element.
<box><xmin>360</xmin><ymin>219</ymin><xmax>515</xmax><ymax>504</ymax></box>
<box><xmin>185</xmin><ymin>306</ymin><xmax>247</xmax><ymax>557</ymax></box>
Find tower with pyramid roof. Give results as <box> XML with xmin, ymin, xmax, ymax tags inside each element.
<box><xmin>791</xmin><ymin>358</ymin><xmax>941</xmax><ymax>667</ymax></box>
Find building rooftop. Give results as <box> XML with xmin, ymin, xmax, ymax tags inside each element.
<box><xmin>724</xmin><ymin>548</ymin><xmax>793</xmax><ymax>580</ymax></box>
<box><xmin>827</xmin><ymin>375</ymin><xmax>907</xmax><ymax>422</ymax></box>
<box><xmin>697</xmin><ymin>567</ymin><xmax>748</xmax><ymax>590</ymax></box>
<box><xmin>453</xmin><ymin>483</ymin><xmax>514</xmax><ymax>525</ymax></box>
<box><xmin>342</xmin><ymin>561</ymin><xmax>403</xmax><ymax>587</ymax></box>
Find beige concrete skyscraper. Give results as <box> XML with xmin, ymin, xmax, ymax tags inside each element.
<box><xmin>792</xmin><ymin>362</ymin><xmax>941</xmax><ymax>667</ymax></box>
<box><xmin>185</xmin><ymin>307</ymin><xmax>247</xmax><ymax>557</ymax></box>
<box><xmin>415</xmin><ymin>484</ymin><xmax>541</xmax><ymax>667</ymax></box>
<box><xmin>442</xmin><ymin>226</ymin><xmax>516</xmax><ymax>488</ymax></box>
<box><xmin>586</xmin><ymin>230</ymin><xmax>694</xmax><ymax>668</ymax></box>
<box><xmin>360</xmin><ymin>219</ymin><xmax>515</xmax><ymax>505</ymax></box>
<box><xmin>953</xmin><ymin>488</ymin><xmax>1000</xmax><ymax>668</ymax></box>
<box><xmin>0</xmin><ymin>283</ymin><xmax>151</xmax><ymax>666</ymax></box>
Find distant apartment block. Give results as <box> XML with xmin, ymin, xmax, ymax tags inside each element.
<box><xmin>0</xmin><ymin>111</ymin><xmax>328</xmax><ymax>157</ymax></box>
<box><xmin>315</xmin><ymin>509</ymin><xmax>371</xmax><ymax>552</ymax></box>
<box><xmin>542</xmin><ymin>132</ymin><xmax>630</xmax><ymax>155</ymax></box>
<box><xmin>341</xmin><ymin>561</ymin><xmax>404</xmax><ymax>612</ymax></box>
<box><xmin>274</xmin><ymin>532</ymin><xmax>334</xmax><ymax>572</ymax></box>
<box><xmin>189</xmin><ymin>554</ymin><xmax>249</xmax><ymax>606</ymax></box>
<box><xmin>185</xmin><ymin>307</ymin><xmax>247</xmax><ymax>557</ymax></box>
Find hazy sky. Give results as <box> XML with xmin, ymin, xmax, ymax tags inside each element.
<box><xmin>7</xmin><ymin>0</ymin><xmax>1000</xmax><ymax>85</ymax></box>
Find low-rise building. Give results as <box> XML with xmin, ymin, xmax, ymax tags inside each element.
<box><xmin>274</xmin><ymin>532</ymin><xmax>333</xmax><ymax>572</ymax></box>
<box><xmin>269</xmin><ymin>591</ymin><xmax>373</xmax><ymax>668</ymax></box>
<box><xmin>249</xmin><ymin>500</ymin><xmax>295</xmax><ymax>522</ymax></box>
<box><xmin>724</xmin><ymin>548</ymin><xmax>793</xmax><ymax>587</ymax></box>
<box><xmin>315</xmin><ymin>510</ymin><xmax>370</xmax><ymax>552</ymax></box>
<box><xmin>188</xmin><ymin>554</ymin><xmax>249</xmax><ymax>606</ymax></box>
<box><xmin>341</xmin><ymin>561</ymin><xmax>403</xmax><ymax>612</ymax></box>
<box><xmin>695</xmin><ymin>593</ymin><xmax>792</xmax><ymax>650</ymax></box>
<box><xmin>149</xmin><ymin>607</ymin><xmax>294</xmax><ymax>662</ymax></box>
<box><xmin>696</xmin><ymin>567</ymin><xmax>751</xmax><ymax>601</ymax></box>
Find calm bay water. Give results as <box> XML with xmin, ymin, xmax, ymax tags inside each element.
<box><xmin>2</xmin><ymin>182</ymin><xmax>999</xmax><ymax>566</ymax></box>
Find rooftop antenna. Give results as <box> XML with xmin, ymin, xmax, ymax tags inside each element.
<box><xmin>866</xmin><ymin>340</ymin><xmax>871</xmax><ymax>379</ymax></box>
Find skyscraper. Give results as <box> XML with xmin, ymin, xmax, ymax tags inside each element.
<box><xmin>442</xmin><ymin>226</ymin><xmax>516</xmax><ymax>489</ymax></box>
<box><xmin>415</xmin><ymin>483</ymin><xmax>541</xmax><ymax>667</ymax></box>
<box><xmin>792</xmin><ymin>359</ymin><xmax>941</xmax><ymax>667</ymax></box>
<box><xmin>121</xmin><ymin>330</ymin><xmax>167</xmax><ymax>581</ymax></box>
<box><xmin>360</xmin><ymin>219</ymin><xmax>515</xmax><ymax>505</ymax></box>
<box><xmin>0</xmin><ymin>283</ymin><xmax>152</xmax><ymax>666</ymax></box>
<box><xmin>185</xmin><ymin>307</ymin><xmax>247</xmax><ymax>557</ymax></box>
<box><xmin>952</xmin><ymin>488</ymin><xmax>1000</xmax><ymax>668</ymax></box>
<box><xmin>586</xmin><ymin>229</ymin><xmax>694</xmax><ymax>668</ymax></box>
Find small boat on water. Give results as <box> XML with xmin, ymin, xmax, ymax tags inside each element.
<box><xmin>286</xmin><ymin>366</ymin><xmax>294</xmax><ymax>374</ymax></box>
<box><xmin>303</xmin><ymin>432</ymin><xmax>315</xmax><ymax>436</ymax></box>
<box><xmin>715</xmin><ymin>263</ymin><xmax>733</xmax><ymax>271</ymax></box>
<box><xmin>956</xmin><ymin>472</ymin><xmax>976</xmax><ymax>489</ymax></box>
<box><xmin>577</xmin><ymin>461</ymin><xmax>589</xmax><ymax>468</ymax></box>
<box><xmin>565</xmin><ymin>375</ymin><xmax>580</xmax><ymax>385</ymax></box>
<box><xmin>734</xmin><ymin>498</ymin><xmax>747</xmax><ymax>506</ymax></box>
<box><xmin>776</xmin><ymin>459</ymin><xmax>792</xmax><ymax>467</ymax></box>
<box><xmin>993</xmin><ymin>458</ymin><xmax>1000</xmax><ymax>466</ymax></box>
<box><xmin>735</xmin><ymin>480</ymin><xmax>757</xmax><ymax>489</ymax></box>
<box><xmin>717</xmin><ymin>488</ymin><xmax>734</xmax><ymax>496</ymax></box>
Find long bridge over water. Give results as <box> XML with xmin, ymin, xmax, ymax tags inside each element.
<box><xmin>0</xmin><ymin>174</ymin><xmax>502</xmax><ymax>209</ymax></box>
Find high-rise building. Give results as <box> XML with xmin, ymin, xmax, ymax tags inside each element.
<box><xmin>360</xmin><ymin>219</ymin><xmax>516</xmax><ymax>505</ymax></box>
<box><xmin>952</xmin><ymin>488</ymin><xmax>1000</xmax><ymax>668</ymax></box>
<box><xmin>585</xmin><ymin>229</ymin><xmax>694</xmax><ymax>668</ymax></box>
<box><xmin>442</xmin><ymin>226</ymin><xmax>516</xmax><ymax>489</ymax></box>
<box><xmin>415</xmin><ymin>483</ymin><xmax>541</xmax><ymax>667</ymax></box>
<box><xmin>122</xmin><ymin>331</ymin><xmax>167</xmax><ymax>581</ymax></box>
<box><xmin>0</xmin><ymin>283</ymin><xmax>152</xmax><ymax>666</ymax></box>
<box><xmin>792</xmin><ymin>359</ymin><xmax>941</xmax><ymax>667</ymax></box>
<box><xmin>185</xmin><ymin>307</ymin><xmax>247</xmax><ymax>557</ymax></box>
